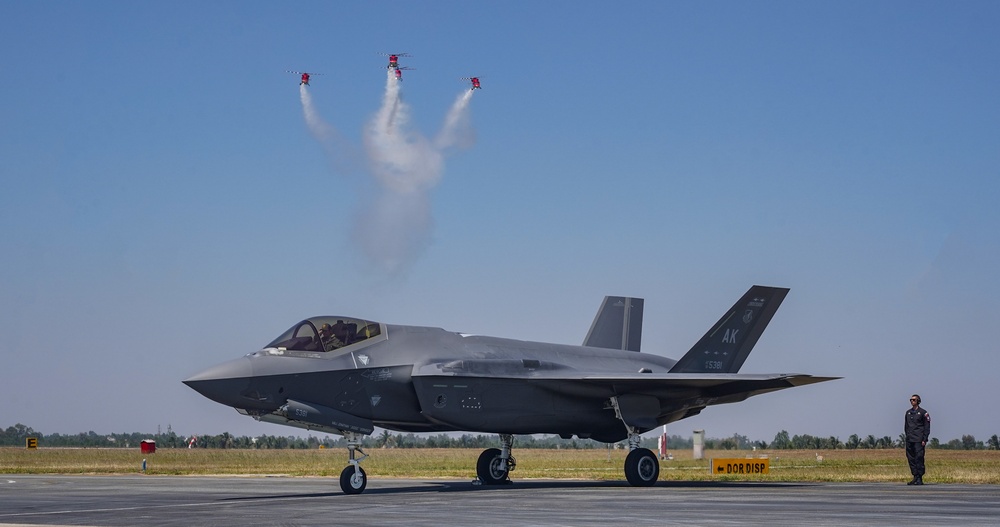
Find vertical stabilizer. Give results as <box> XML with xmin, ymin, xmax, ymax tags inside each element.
<box><xmin>668</xmin><ymin>286</ymin><xmax>789</xmax><ymax>373</ymax></box>
<box><xmin>583</xmin><ymin>296</ymin><xmax>644</xmax><ymax>352</ymax></box>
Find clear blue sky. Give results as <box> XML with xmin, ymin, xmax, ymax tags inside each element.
<box><xmin>3</xmin><ymin>1</ymin><xmax>998</xmax><ymax>444</ymax></box>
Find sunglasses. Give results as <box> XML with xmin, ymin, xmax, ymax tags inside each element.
<box><xmin>910</xmin><ymin>398</ymin><xmax>919</xmax><ymax>402</ymax></box>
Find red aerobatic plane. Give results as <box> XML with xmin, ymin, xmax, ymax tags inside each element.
<box><xmin>394</xmin><ymin>67</ymin><xmax>414</xmax><ymax>81</ymax></box>
<box><xmin>288</xmin><ymin>70</ymin><xmax>322</xmax><ymax>86</ymax></box>
<box><xmin>463</xmin><ymin>76</ymin><xmax>482</xmax><ymax>90</ymax></box>
<box><xmin>381</xmin><ymin>52</ymin><xmax>411</xmax><ymax>70</ymax></box>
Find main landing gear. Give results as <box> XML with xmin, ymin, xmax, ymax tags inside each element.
<box><xmin>624</xmin><ymin>445</ymin><xmax>659</xmax><ymax>486</ymax></box>
<box><xmin>611</xmin><ymin>396</ymin><xmax>660</xmax><ymax>487</ymax></box>
<box><xmin>339</xmin><ymin>432</ymin><xmax>369</xmax><ymax>494</ymax></box>
<box><xmin>473</xmin><ymin>426</ymin><xmax>658</xmax><ymax>488</ymax></box>
<box><xmin>475</xmin><ymin>433</ymin><xmax>515</xmax><ymax>485</ymax></box>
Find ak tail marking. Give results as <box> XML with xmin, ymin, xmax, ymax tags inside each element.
<box><xmin>668</xmin><ymin>286</ymin><xmax>789</xmax><ymax>373</ymax></box>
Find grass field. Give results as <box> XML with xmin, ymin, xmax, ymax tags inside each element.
<box><xmin>2</xmin><ymin>447</ymin><xmax>997</xmax><ymax>484</ymax></box>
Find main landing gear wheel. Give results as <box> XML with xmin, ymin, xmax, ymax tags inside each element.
<box><xmin>608</xmin><ymin>396</ymin><xmax>660</xmax><ymax>487</ymax></box>
<box><xmin>624</xmin><ymin>448</ymin><xmax>659</xmax><ymax>487</ymax></box>
<box><xmin>340</xmin><ymin>465</ymin><xmax>367</xmax><ymax>494</ymax></box>
<box><xmin>476</xmin><ymin>448</ymin><xmax>510</xmax><ymax>484</ymax></box>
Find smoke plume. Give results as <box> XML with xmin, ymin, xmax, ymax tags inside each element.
<box><xmin>299</xmin><ymin>69</ymin><xmax>476</xmax><ymax>275</ymax></box>
<box><xmin>299</xmin><ymin>84</ymin><xmax>356</xmax><ymax>174</ymax></box>
<box><xmin>436</xmin><ymin>89</ymin><xmax>475</xmax><ymax>151</ymax></box>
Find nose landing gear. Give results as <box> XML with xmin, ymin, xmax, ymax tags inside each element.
<box><xmin>339</xmin><ymin>432</ymin><xmax>369</xmax><ymax>494</ymax></box>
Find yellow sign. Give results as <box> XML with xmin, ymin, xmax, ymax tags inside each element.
<box><xmin>711</xmin><ymin>458</ymin><xmax>769</xmax><ymax>475</ymax></box>
<box><xmin>25</xmin><ymin>437</ymin><xmax>38</xmax><ymax>449</ymax></box>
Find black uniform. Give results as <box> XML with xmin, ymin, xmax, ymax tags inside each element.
<box><xmin>904</xmin><ymin>405</ymin><xmax>930</xmax><ymax>480</ymax></box>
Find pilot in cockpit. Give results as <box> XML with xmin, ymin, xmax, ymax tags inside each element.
<box><xmin>317</xmin><ymin>323</ymin><xmax>345</xmax><ymax>351</ymax></box>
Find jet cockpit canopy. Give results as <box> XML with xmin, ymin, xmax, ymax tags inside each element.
<box><xmin>264</xmin><ymin>316</ymin><xmax>382</xmax><ymax>353</ymax></box>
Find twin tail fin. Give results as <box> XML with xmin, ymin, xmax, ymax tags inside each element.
<box><xmin>583</xmin><ymin>296</ymin><xmax>644</xmax><ymax>352</ymax></box>
<box><xmin>668</xmin><ymin>285</ymin><xmax>789</xmax><ymax>373</ymax></box>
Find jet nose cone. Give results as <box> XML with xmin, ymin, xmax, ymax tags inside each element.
<box><xmin>183</xmin><ymin>357</ymin><xmax>254</xmax><ymax>409</ymax></box>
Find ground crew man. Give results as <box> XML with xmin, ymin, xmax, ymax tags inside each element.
<box><xmin>904</xmin><ymin>394</ymin><xmax>930</xmax><ymax>485</ymax></box>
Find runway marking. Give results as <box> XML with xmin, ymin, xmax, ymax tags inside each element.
<box><xmin>0</xmin><ymin>494</ymin><xmax>343</xmax><ymax>520</ymax></box>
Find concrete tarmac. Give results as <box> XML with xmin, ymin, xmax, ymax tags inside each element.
<box><xmin>2</xmin><ymin>475</ymin><xmax>999</xmax><ymax>526</ymax></box>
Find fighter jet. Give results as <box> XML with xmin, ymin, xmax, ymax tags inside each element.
<box><xmin>184</xmin><ymin>285</ymin><xmax>837</xmax><ymax>494</ymax></box>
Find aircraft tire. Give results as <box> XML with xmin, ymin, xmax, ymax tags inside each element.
<box><xmin>476</xmin><ymin>448</ymin><xmax>509</xmax><ymax>484</ymax></box>
<box><xmin>339</xmin><ymin>465</ymin><xmax>367</xmax><ymax>494</ymax></box>
<box><xmin>624</xmin><ymin>448</ymin><xmax>659</xmax><ymax>487</ymax></box>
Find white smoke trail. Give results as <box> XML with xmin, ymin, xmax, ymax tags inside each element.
<box><xmin>356</xmin><ymin>70</ymin><xmax>446</xmax><ymax>273</ymax></box>
<box><xmin>365</xmin><ymin>71</ymin><xmax>444</xmax><ymax>195</ymax></box>
<box><xmin>371</xmin><ymin>69</ymin><xmax>402</xmax><ymax>137</ymax></box>
<box><xmin>300</xmin><ymin>84</ymin><xmax>331</xmax><ymax>140</ymax></box>
<box><xmin>299</xmin><ymin>83</ymin><xmax>357</xmax><ymax>174</ymax></box>
<box><xmin>299</xmin><ymin>69</ymin><xmax>477</xmax><ymax>276</ymax></box>
<box><xmin>435</xmin><ymin>89</ymin><xmax>475</xmax><ymax>151</ymax></box>
<box><xmin>355</xmin><ymin>189</ymin><xmax>433</xmax><ymax>276</ymax></box>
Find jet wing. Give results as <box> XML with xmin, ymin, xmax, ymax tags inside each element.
<box><xmin>412</xmin><ymin>361</ymin><xmax>839</xmax><ymax>433</ymax></box>
<box><xmin>416</xmin><ymin>366</ymin><xmax>836</xmax><ymax>402</ymax></box>
<box><xmin>569</xmin><ymin>372</ymin><xmax>839</xmax><ymax>429</ymax></box>
<box><xmin>414</xmin><ymin>360</ymin><xmax>834</xmax><ymax>390</ymax></box>
<box><xmin>577</xmin><ymin>372</ymin><xmax>837</xmax><ymax>393</ymax></box>
<box><xmin>573</xmin><ymin>372</ymin><xmax>837</xmax><ymax>415</ymax></box>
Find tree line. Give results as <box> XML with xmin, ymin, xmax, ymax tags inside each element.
<box><xmin>763</xmin><ymin>430</ymin><xmax>1000</xmax><ymax>451</ymax></box>
<box><xmin>3</xmin><ymin>423</ymin><xmax>998</xmax><ymax>451</ymax></box>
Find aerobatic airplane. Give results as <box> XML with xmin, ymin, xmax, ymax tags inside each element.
<box><xmin>185</xmin><ymin>285</ymin><xmax>837</xmax><ymax>494</ymax></box>
<box><xmin>394</xmin><ymin>67</ymin><xmax>414</xmax><ymax>81</ymax></box>
<box><xmin>288</xmin><ymin>70</ymin><xmax>321</xmax><ymax>86</ymax></box>
<box><xmin>382</xmin><ymin>52</ymin><xmax>411</xmax><ymax>70</ymax></box>
<box><xmin>463</xmin><ymin>76</ymin><xmax>482</xmax><ymax>90</ymax></box>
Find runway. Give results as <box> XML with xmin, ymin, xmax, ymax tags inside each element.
<box><xmin>2</xmin><ymin>475</ymin><xmax>999</xmax><ymax>526</ymax></box>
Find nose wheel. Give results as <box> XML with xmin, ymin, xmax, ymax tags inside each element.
<box><xmin>339</xmin><ymin>433</ymin><xmax>369</xmax><ymax>494</ymax></box>
<box><xmin>340</xmin><ymin>465</ymin><xmax>367</xmax><ymax>494</ymax></box>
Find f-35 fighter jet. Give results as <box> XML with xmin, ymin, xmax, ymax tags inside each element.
<box><xmin>184</xmin><ymin>285</ymin><xmax>837</xmax><ymax>494</ymax></box>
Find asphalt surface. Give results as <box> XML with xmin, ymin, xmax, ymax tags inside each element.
<box><xmin>2</xmin><ymin>475</ymin><xmax>998</xmax><ymax>526</ymax></box>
